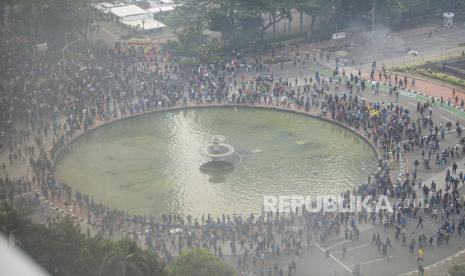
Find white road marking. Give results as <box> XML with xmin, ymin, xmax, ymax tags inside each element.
<box><xmin>353</xmin><ymin>256</ymin><xmax>394</xmax><ymax>267</ymax></box>
<box><xmin>407</xmin><ymin>102</ymin><xmax>416</xmax><ymax>106</ymax></box>
<box><xmin>330</xmin><ymin>254</ymin><xmax>353</xmax><ymax>273</ymax></box>
<box><xmin>440</xmin><ymin>115</ymin><xmax>453</xmax><ymax>122</ymax></box>
<box><xmin>314</xmin><ymin>243</ymin><xmax>325</xmax><ymax>251</ymax></box>
<box><xmin>326</xmin><ymin>240</ymin><xmax>351</xmax><ymax>250</ymax></box>
<box><xmin>314</xmin><ymin>243</ymin><xmax>353</xmax><ymax>273</ymax></box>
<box><xmin>398</xmin><ymin>248</ymin><xmax>465</xmax><ymax>276</ymax></box>
<box><xmin>332</xmin><ymin>243</ymin><xmax>371</xmax><ymax>254</ymax></box>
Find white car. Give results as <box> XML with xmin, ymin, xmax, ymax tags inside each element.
<box><xmin>408</xmin><ymin>50</ymin><xmax>419</xmax><ymax>56</ymax></box>
<box><xmin>169</xmin><ymin>228</ymin><xmax>183</xmax><ymax>234</ymax></box>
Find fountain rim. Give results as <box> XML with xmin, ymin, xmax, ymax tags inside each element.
<box><xmin>52</xmin><ymin>105</ymin><xmax>380</xmax><ymax>170</ymax></box>
<box><xmin>50</xmin><ymin>104</ymin><xmax>380</xmax><ymax>218</ymax></box>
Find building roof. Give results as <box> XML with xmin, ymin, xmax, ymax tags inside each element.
<box><xmin>92</xmin><ymin>2</ymin><xmax>126</xmax><ymax>14</ymax></box>
<box><xmin>120</xmin><ymin>18</ymin><xmax>167</xmax><ymax>30</ymax></box>
<box><xmin>147</xmin><ymin>5</ymin><xmax>176</xmax><ymax>14</ymax></box>
<box><xmin>110</xmin><ymin>5</ymin><xmax>149</xmax><ymax>18</ymax></box>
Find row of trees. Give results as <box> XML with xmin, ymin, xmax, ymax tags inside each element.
<box><xmin>0</xmin><ymin>203</ymin><xmax>235</xmax><ymax>276</ymax></box>
<box><xmin>2</xmin><ymin>0</ymin><xmax>464</xmax><ymax>50</ymax></box>
<box><xmin>167</xmin><ymin>0</ymin><xmax>330</xmax><ymax>49</ymax></box>
<box><xmin>167</xmin><ymin>0</ymin><xmax>465</xmax><ymax>50</ymax></box>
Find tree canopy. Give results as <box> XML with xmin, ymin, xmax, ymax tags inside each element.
<box><xmin>164</xmin><ymin>248</ymin><xmax>236</xmax><ymax>276</ymax></box>
<box><xmin>3</xmin><ymin>0</ymin><xmax>100</xmax><ymax>47</ymax></box>
<box><xmin>0</xmin><ymin>204</ymin><xmax>239</xmax><ymax>276</ymax></box>
<box><xmin>0</xmin><ymin>203</ymin><xmax>163</xmax><ymax>276</ymax></box>
<box><xmin>171</xmin><ymin>0</ymin><xmax>465</xmax><ymax>49</ymax></box>
<box><xmin>173</xmin><ymin>0</ymin><xmax>313</xmax><ymax>47</ymax></box>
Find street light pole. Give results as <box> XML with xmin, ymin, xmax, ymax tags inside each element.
<box><xmin>372</xmin><ymin>0</ymin><xmax>376</xmax><ymax>36</ymax></box>
<box><xmin>62</xmin><ymin>38</ymin><xmax>80</xmax><ymax>76</ymax></box>
<box><xmin>333</xmin><ymin>5</ymin><xmax>337</xmax><ymax>34</ymax></box>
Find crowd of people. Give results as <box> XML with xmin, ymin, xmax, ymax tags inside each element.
<box><xmin>2</xmin><ymin>25</ymin><xmax>465</xmax><ymax>275</ymax></box>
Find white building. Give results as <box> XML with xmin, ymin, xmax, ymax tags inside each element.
<box><xmin>93</xmin><ymin>3</ymin><xmax>168</xmax><ymax>32</ymax></box>
<box><xmin>109</xmin><ymin>5</ymin><xmax>152</xmax><ymax>22</ymax></box>
<box><xmin>147</xmin><ymin>5</ymin><xmax>176</xmax><ymax>16</ymax></box>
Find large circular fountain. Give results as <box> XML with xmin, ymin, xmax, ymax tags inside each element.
<box><xmin>54</xmin><ymin>107</ymin><xmax>378</xmax><ymax>217</ymax></box>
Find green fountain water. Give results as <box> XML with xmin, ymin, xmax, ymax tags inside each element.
<box><xmin>55</xmin><ymin>107</ymin><xmax>378</xmax><ymax>217</ymax></box>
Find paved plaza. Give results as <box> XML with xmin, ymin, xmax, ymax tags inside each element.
<box><xmin>240</xmin><ymin>24</ymin><xmax>465</xmax><ymax>275</ymax></box>
<box><xmin>2</xmin><ymin>20</ymin><xmax>465</xmax><ymax>276</ymax></box>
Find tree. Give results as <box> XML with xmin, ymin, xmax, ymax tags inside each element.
<box><xmin>449</xmin><ymin>264</ymin><xmax>465</xmax><ymax>276</ymax></box>
<box><xmin>2</xmin><ymin>0</ymin><xmax>101</xmax><ymax>47</ymax></box>
<box><xmin>164</xmin><ymin>248</ymin><xmax>236</xmax><ymax>276</ymax></box>
<box><xmin>0</xmin><ymin>204</ymin><xmax>163</xmax><ymax>276</ymax></box>
<box><xmin>294</xmin><ymin>0</ymin><xmax>327</xmax><ymax>33</ymax></box>
<box><xmin>98</xmin><ymin>239</ymin><xmax>161</xmax><ymax>276</ymax></box>
<box><xmin>40</xmin><ymin>0</ymin><xmax>100</xmax><ymax>45</ymax></box>
<box><xmin>245</xmin><ymin>0</ymin><xmax>293</xmax><ymax>40</ymax></box>
<box><xmin>0</xmin><ymin>203</ymin><xmax>31</xmax><ymax>238</ymax></box>
<box><xmin>164</xmin><ymin>5</ymin><xmax>206</xmax><ymax>50</ymax></box>
<box><xmin>171</xmin><ymin>0</ymin><xmax>331</xmax><ymax>47</ymax></box>
<box><xmin>174</xmin><ymin>0</ymin><xmax>295</xmax><ymax>47</ymax></box>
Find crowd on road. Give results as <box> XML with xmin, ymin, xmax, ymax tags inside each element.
<box><xmin>2</xmin><ymin>27</ymin><xmax>465</xmax><ymax>275</ymax></box>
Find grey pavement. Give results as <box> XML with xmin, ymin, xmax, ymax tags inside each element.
<box><xmin>218</xmin><ymin>58</ymin><xmax>465</xmax><ymax>275</ymax></box>
<box><xmin>3</xmin><ymin>25</ymin><xmax>465</xmax><ymax>276</ymax></box>
<box><xmin>351</xmin><ymin>26</ymin><xmax>465</xmax><ymax>67</ymax></box>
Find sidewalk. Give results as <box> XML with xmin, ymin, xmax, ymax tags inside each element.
<box><xmin>373</xmin><ymin>73</ymin><xmax>465</xmax><ymax>105</ymax></box>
